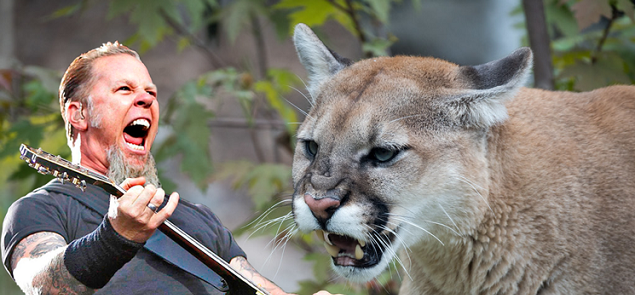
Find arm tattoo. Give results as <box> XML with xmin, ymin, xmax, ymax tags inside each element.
<box><xmin>231</xmin><ymin>256</ymin><xmax>286</xmax><ymax>295</ymax></box>
<box><xmin>11</xmin><ymin>232</ymin><xmax>94</xmax><ymax>295</ymax></box>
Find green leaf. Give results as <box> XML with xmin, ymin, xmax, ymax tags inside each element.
<box><xmin>571</xmin><ymin>0</ymin><xmax>612</xmax><ymax>31</ymax></box>
<box><xmin>559</xmin><ymin>52</ymin><xmax>631</xmax><ymax>91</ymax></box>
<box><xmin>364</xmin><ymin>0</ymin><xmax>391</xmax><ymax>23</ymax></box>
<box><xmin>221</xmin><ymin>0</ymin><xmax>267</xmax><ymax>44</ymax></box>
<box><xmin>156</xmin><ymin>79</ymin><xmax>216</xmax><ymax>189</ymax></box>
<box><xmin>275</xmin><ymin>0</ymin><xmax>356</xmax><ymax>36</ymax></box>
<box><xmin>362</xmin><ymin>36</ymin><xmax>397</xmax><ymax>57</ymax></box>
<box><xmin>254</xmin><ymin>68</ymin><xmax>302</xmax><ymax>133</ymax></box>
<box><xmin>615</xmin><ymin>0</ymin><xmax>635</xmax><ymax>21</ymax></box>
<box><xmin>214</xmin><ymin>160</ymin><xmax>292</xmax><ymax>210</ymax></box>
<box><xmin>50</xmin><ymin>3</ymin><xmax>82</xmax><ymax>19</ymax></box>
<box><xmin>545</xmin><ymin>0</ymin><xmax>579</xmax><ymax>38</ymax></box>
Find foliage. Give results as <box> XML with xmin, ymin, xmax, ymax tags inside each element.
<box><xmin>3</xmin><ymin>0</ymin><xmax>633</xmax><ymax>294</ymax></box>
<box><xmin>543</xmin><ymin>0</ymin><xmax>635</xmax><ymax>91</ymax></box>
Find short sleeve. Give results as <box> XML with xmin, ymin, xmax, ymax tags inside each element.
<box><xmin>1</xmin><ymin>190</ymin><xmax>69</xmax><ymax>278</ymax></box>
<box><xmin>195</xmin><ymin>203</ymin><xmax>246</xmax><ymax>262</ymax></box>
<box><xmin>168</xmin><ymin>200</ymin><xmax>246</xmax><ymax>263</ymax></box>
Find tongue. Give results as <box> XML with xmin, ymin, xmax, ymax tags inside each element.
<box><xmin>124</xmin><ymin>133</ymin><xmax>143</xmax><ymax>145</ymax></box>
<box><xmin>329</xmin><ymin>234</ymin><xmax>357</xmax><ymax>255</ymax></box>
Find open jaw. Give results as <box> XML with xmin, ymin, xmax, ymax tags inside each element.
<box><xmin>314</xmin><ymin>229</ymin><xmax>396</xmax><ymax>269</ymax></box>
<box><xmin>123</xmin><ymin>118</ymin><xmax>150</xmax><ymax>151</ymax></box>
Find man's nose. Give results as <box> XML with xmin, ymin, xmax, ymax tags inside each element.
<box><xmin>134</xmin><ymin>93</ymin><xmax>154</xmax><ymax>108</ymax></box>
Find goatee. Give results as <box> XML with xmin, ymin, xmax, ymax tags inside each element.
<box><xmin>106</xmin><ymin>146</ymin><xmax>160</xmax><ymax>187</ymax></box>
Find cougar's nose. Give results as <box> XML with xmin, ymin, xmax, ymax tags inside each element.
<box><xmin>304</xmin><ymin>192</ymin><xmax>341</xmax><ymax>221</ymax></box>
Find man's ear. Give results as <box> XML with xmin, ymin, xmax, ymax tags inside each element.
<box><xmin>67</xmin><ymin>101</ymin><xmax>88</xmax><ymax>132</ymax></box>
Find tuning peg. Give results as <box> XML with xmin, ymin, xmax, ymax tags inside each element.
<box><xmin>52</xmin><ymin>170</ymin><xmax>59</xmax><ymax>177</ymax></box>
<box><xmin>79</xmin><ymin>180</ymin><xmax>87</xmax><ymax>192</ymax></box>
<box><xmin>37</xmin><ymin>166</ymin><xmax>50</xmax><ymax>175</ymax></box>
<box><xmin>59</xmin><ymin>172</ymin><xmax>69</xmax><ymax>184</ymax></box>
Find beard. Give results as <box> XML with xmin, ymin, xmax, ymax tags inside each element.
<box><xmin>106</xmin><ymin>145</ymin><xmax>160</xmax><ymax>187</ymax></box>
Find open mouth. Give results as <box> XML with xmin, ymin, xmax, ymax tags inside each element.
<box><xmin>315</xmin><ymin>229</ymin><xmax>395</xmax><ymax>268</ymax></box>
<box><xmin>123</xmin><ymin>118</ymin><xmax>150</xmax><ymax>151</ymax></box>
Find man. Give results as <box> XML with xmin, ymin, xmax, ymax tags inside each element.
<box><xmin>1</xmin><ymin>42</ymin><xmax>330</xmax><ymax>295</ymax></box>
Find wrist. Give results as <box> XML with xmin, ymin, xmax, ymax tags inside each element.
<box><xmin>64</xmin><ymin>216</ymin><xmax>144</xmax><ymax>288</ymax></box>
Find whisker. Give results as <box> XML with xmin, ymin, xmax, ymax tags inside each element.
<box><xmin>243</xmin><ymin>199</ymin><xmax>292</xmax><ymax>229</ymax></box>
<box><xmin>284</xmin><ymin>98</ymin><xmax>309</xmax><ymax>117</ymax></box>
<box><xmin>389</xmin><ymin>216</ymin><xmax>444</xmax><ymax>246</ymax></box>
<box><xmin>289</xmin><ymin>85</ymin><xmax>314</xmax><ymax>108</ymax></box>
<box><xmin>370</xmin><ymin>226</ymin><xmax>413</xmax><ymax>281</ymax></box>
<box><xmin>438</xmin><ymin>203</ymin><xmax>461</xmax><ymax>234</ymax></box>
<box><xmin>379</xmin><ymin>223</ymin><xmax>413</xmax><ymax>274</ymax></box>
<box><xmin>457</xmin><ymin>175</ymin><xmax>494</xmax><ymax>214</ymax></box>
<box><xmin>387</xmin><ymin>213</ymin><xmax>460</xmax><ymax>237</ymax></box>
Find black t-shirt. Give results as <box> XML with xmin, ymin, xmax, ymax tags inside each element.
<box><xmin>1</xmin><ymin>180</ymin><xmax>246</xmax><ymax>294</ymax></box>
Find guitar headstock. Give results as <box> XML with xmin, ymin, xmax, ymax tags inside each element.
<box><xmin>19</xmin><ymin>144</ymin><xmax>120</xmax><ymax>195</ymax></box>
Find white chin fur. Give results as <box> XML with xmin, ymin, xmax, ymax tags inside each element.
<box><xmin>293</xmin><ymin>196</ymin><xmax>321</xmax><ymax>232</ymax></box>
<box><xmin>332</xmin><ymin>250</ymin><xmax>395</xmax><ymax>283</ymax></box>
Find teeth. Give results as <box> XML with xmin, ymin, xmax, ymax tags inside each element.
<box><xmin>315</xmin><ymin>230</ymin><xmax>325</xmax><ymax>242</ymax></box>
<box><xmin>355</xmin><ymin>244</ymin><xmax>364</xmax><ymax>260</ymax></box>
<box><xmin>130</xmin><ymin>119</ymin><xmax>150</xmax><ymax>129</ymax></box>
<box><xmin>324</xmin><ymin>242</ymin><xmax>340</xmax><ymax>257</ymax></box>
<box><xmin>358</xmin><ymin>239</ymin><xmax>366</xmax><ymax>247</ymax></box>
<box><xmin>324</xmin><ymin>231</ymin><xmax>333</xmax><ymax>245</ymax></box>
<box><xmin>125</xmin><ymin>142</ymin><xmax>145</xmax><ymax>151</ymax></box>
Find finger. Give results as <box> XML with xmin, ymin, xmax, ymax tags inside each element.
<box><xmin>147</xmin><ymin>188</ymin><xmax>166</xmax><ymax>213</ymax></box>
<box><xmin>130</xmin><ymin>184</ymin><xmax>157</xmax><ymax>211</ymax></box>
<box><xmin>151</xmin><ymin>192</ymin><xmax>179</xmax><ymax>225</ymax></box>
<box><xmin>120</xmin><ymin>177</ymin><xmax>146</xmax><ymax>191</ymax></box>
<box><xmin>117</xmin><ymin>185</ymin><xmax>145</xmax><ymax>206</ymax></box>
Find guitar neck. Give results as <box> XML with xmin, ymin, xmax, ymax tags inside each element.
<box><xmin>19</xmin><ymin>144</ymin><xmax>267</xmax><ymax>295</ymax></box>
<box><xmin>108</xmin><ymin>184</ymin><xmax>265</xmax><ymax>294</ymax></box>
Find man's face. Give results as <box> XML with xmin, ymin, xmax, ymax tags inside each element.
<box><xmin>79</xmin><ymin>54</ymin><xmax>159</xmax><ymax>174</ymax></box>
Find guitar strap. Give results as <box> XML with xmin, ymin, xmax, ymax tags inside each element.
<box><xmin>41</xmin><ymin>180</ymin><xmax>229</xmax><ymax>292</ymax></box>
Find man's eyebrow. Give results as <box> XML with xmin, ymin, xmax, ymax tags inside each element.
<box><xmin>115</xmin><ymin>79</ymin><xmax>156</xmax><ymax>90</ymax></box>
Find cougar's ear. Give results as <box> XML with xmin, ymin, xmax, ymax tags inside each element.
<box><xmin>447</xmin><ymin>47</ymin><xmax>533</xmax><ymax>128</ymax></box>
<box><xmin>293</xmin><ymin>23</ymin><xmax>351</xmax><ymax>103</ymax></box>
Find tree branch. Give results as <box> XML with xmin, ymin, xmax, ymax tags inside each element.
<box><xmin>522</xmin><ymin>0</ymin><xmax>554</xmax><ymax>90</ymax></box>
<box><xmin>159</xmin><ymin>9</ymin><xmax>226</xmax><ymax>69</ymax></box>
<box><xmin>591</xmin><ymin>6</ymin><xmax>618</xmax><ymax>64</ymax></box>
<box><xmin>327</xmin><ymin>0</ymin><xmax>367</xmax><ymax>49</ymax></box>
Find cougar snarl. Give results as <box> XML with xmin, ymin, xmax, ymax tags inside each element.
<box><xmin>290</xmin><ymin>23</ymin><xmax>635</xmax><ymax>294</ymax></box>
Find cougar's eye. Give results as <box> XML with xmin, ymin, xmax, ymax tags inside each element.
<box><xmin>370</xmin><ymin>147</ymin><xmax>397</xmax><ymax>163</ymax></box>
<box><xmin>305</xmin><ymin>140</ymin><xmax>318</xmax><ymax>158</ymax></box>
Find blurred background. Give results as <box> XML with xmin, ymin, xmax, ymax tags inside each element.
<box><xmin>1</xmin><ymin>0</ymin><xmax>634</xmax><ymax>294</ymax></box>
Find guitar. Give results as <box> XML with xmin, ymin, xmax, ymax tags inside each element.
<box><xmin>19</xmin><ymin>144</ymin><xmax>268</xmax><ymax>295</ymax></box>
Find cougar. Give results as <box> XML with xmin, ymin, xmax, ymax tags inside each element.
<box><xmin>290</xmin><ymin>23</ymin><xmax>635</xmax><ymax>294</ymax></box>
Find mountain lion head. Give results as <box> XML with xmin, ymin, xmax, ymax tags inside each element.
<box><xmin>290</xmin><ymin>24</ymin><xmax>635</xmax><ymax>294</ymax></box>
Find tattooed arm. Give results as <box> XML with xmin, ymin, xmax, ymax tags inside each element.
<box><xmin>10</xmin><ymin>232</ymin><xmax>94</xmax><ymax>295</ymax></box>
<box><xmin>229</xmin><ymin>256</ymin><xmax>290</xmax><ymax>295</ymax></box>
<box><xmin>229</xmin><ymin>256</ymin><xmax>342</xmax><ymax>295</ymax></box>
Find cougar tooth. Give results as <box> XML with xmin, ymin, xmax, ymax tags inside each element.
<box><xmin>355</xmin><ymin>244</ymin><xmax>364</xmax><ymax>260</ymax></box>
<box><xmin>324</xmin><ymin>242</ymin><xmax>340</xmax><ymax>257</ymax></box>
<box><xmin>315</xmin><ymin>230</ymin><xmax>325</xmax><ymax>242</ymax></box>
<box><xmin>358</xmin><ymin>239</ymin><xmax>366</xmax><ymax>247</ymax></box>
<box><xmin>323</xmin><ymin>231</ymin><xmax>333</xmax><ymax>246</ymax></box>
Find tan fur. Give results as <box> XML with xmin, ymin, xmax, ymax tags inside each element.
<box><xmin>291</xmin><ymin>24</ymin><xmax>635</xmax><ymax>295</ymax></box>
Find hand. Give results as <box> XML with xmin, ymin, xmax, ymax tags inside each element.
<box><xmin>108</xmin><ymin>177</ymin><xmax>179</xmax><ymax>243</ymax></box>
